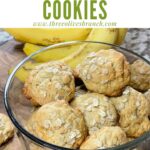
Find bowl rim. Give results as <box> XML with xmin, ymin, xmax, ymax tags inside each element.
<box><xmin>3</xmin><ymin>41</ymin><xmax>150</xmax><ymax>150</ymax></box>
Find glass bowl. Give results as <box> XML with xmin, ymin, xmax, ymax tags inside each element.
<box><xmin>3</xmin><ymin>41</ymin><xmax>150</xmax><ymax>150</ymax></box>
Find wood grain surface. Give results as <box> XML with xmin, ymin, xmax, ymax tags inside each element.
<box><xmin>0</xmin><ymin>40</ymin><xmax>27</xmax><ymax>150</ymax></box>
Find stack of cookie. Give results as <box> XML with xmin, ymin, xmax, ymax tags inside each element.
<box><xmin>24</xmin><ymin>49</ymin><xmax>150</xmax><ymax>149</ymax></box>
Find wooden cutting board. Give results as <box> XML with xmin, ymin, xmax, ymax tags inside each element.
<box><xmin>0</xmin><ymin>40</ymin><xmax>26</xmax><ymax>91</ymax></box>
<box><xmin>0</xmin><ymin>40</ymin><xmax>27</xmax><ymax>150</ymax></box>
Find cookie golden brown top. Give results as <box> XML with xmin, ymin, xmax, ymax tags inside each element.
<box><xmin>130</xmin><ymin>59</ymin><xmax>150</xmax><ymax>91</ymax></box>
<box><xmin>0</xmin><ymin>113</ymin><xmax>14</xmax><ymax>145</ymax></box>
<box><xmin>26</xmin><ymin>100</ymin><xmax>87</xmax><ymax>149</ymax></box>
<box><xmin>76</xmin><ymin>49</ymin><xmax>130</xmax><ymax>96</ymax></box>
<box><xmin>71</xmin><ymin>93</ymin><xmax>117</xmax><ymax>135</ymax></box>
<box><xmin>23</xmin><ymin>61</ymin><xmax>75</xmax><ymax>106</ymax></box>
<box><xmin>112</xmin><ymin>87</ymin><xmax>149</xmax><ymax>127</ymax></box>
<box><xmin>80</xmin><ymin>126</ymin><xmax>127</xmax><ymax>149</ymax></box>
<box><xmin>124</xmin><ymin>117</ymin><xmax>150</xmax><ymax>138</ymax></box>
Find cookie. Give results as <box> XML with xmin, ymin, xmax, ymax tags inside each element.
<box><xmin>124</xmin><ymin>117</ymin><xmax>150</xmax><ymax>138</ymax></box>
<box><xmin>23</xmin><ymin>61</ymin><xmax>75</xmax><ymax>106</ymax></box>
<box><xmin>80</xmin><ymin>126</ymin><xmax>127</xmax><ymax>149</ymax></box>
<box><xmin>76</xmin><ymin>49</ymin><xmax>130</xmax><ymax>96</ymax></box>
<box><xmin>112</xmin><ymin>87</ymin><xmax>149</xmax><ymax>128</ymax></box>
<box><xmin>0</xmin><ymin>113</ymin><xmax>14</xmax><ymax>145</ymax></box>
<box><xmin>130</xmin><ymin>59</ymin><xmax>150</xmax><ymax>91</ymax></box>
<box><xmin>26</xmin><ymin>100</ymin><xmax>87</xmax><ymax>149</ymax></box>
<box><xmin>71</xmin><ymin>93</ymin><xmax>117</xmax><ymax>134</ymax></box>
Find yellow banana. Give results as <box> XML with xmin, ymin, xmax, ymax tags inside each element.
<box><xmin>5</xmin><ymin>28</ymin><xmax>91</xmax><ymax>46</ymax></box>
<box><xmin>23</xmin><ymin>28</ymin><xmax>118</xmax><ymax>64</ymax></box>
<box><xmin>8</xmin><ymin>62</ymin><xmax>41</xmax><ymax>82</ymax></box>
<box><xmin>62</xmin><ymin>28</ymin><xmax>118</xmax><ymax>68</ymax></box>
<box><xmin>115</xmin><ymin>28</ymin><xmax>128</xmax><ymax>45</ymax></box>
<box><xmin>23</xmin><ymin>43</ymin><xmax>80</xmax><ymax>62</ymax></box>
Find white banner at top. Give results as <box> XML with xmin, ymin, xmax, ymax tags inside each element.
<box><xmin>0</xmin><ymin>0</ymin><xmax>150</xmax><ymax>28</ymax></box>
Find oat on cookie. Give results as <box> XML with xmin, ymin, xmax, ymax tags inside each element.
<box><xmin>124</xmin><ymin>117</ymin><xmax>150</xmax><ymax>138</ymax></box>
<box><xmin>76</xmin><ymin>49</ymin><xmax>130</xmax><ymax>96</ymax></box>
<box><xmin>23</xmin><ymin>61</ymin><xmax>75</xmax><ymax>106</ymax></box>
<box><xmin>112</xmin><ymin>87</ymin><xmax>149</xmax><ymax>128</ymax></box>
<box><xmin>130</xmin><ymin>59</ymin><xmax>150</xmax><ymax>91</ymax></box>
<box><xmin>80</xmin><ymin>126</ymin><xmax>128</xmax><ymax>149</ymax></box>
<box><xmin>0</xmin><ymin>113</ymin><xmax>14</xmax><ymax>145</ymax></box>
<box><xmin>26</xmin><ymin>100</ymin><xmax>87</xmax><ymax>149</ymax></box>
<box><xmin>71</xmin><ymin>93</ymin><xmax>117</xmax><ymax>135</ymax></box>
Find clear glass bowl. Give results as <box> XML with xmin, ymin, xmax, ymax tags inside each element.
<box><xmin>3</xmin><ymin>41</ymin><xmax>150</xmax><ymax>150</ymax></box>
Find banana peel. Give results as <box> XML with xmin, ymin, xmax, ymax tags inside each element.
<box><xmin>8</xmin><ymin>62</ymin><xmax>41</xmax><ymax>82</ymax></box>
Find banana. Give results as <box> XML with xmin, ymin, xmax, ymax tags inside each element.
<box><xmin>115</xmin><ymin>28</ymin><xmax>128</xmax><ymax>45</ymax></box>
<box><xmin>23</xmin><ymin>28</ymin><xmax>118</xmax><ymax>64</ymax></box>
<box><xmin>5</xmin><ymin>28</ymin><xmax>91</xmax><ymax>45</ymax></box>
<box><xmin>23</xmin><ymin>43</ymin><xmax>80</xmax><ymax>62</ymax></box>
<box><xmin>62</xmin><ymin>28</ymin><xmax>118</xmax><ymax>68</ymax></box>
<box><xmin>8</xmin><ymin>62</ymin><xmax>41</xmax><ymax>82</ymax></box>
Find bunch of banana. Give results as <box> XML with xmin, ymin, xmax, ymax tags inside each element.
<box><xmin>23</xmin><ymin>28</ymin><xmax>119</xmax><ymax>63</ymax></box>
<box><xmin>7</xmin><ymin>28</ymin><xmax>128</xmax><ymax>82</ymax></box>
<box><xmin>62</xmin><ymin>28</ymin><xmax>119</xmax><ymax>68</ymax></box>
<box><xmin>5</xmin><ymin>28</ymin><xmax>91</xmax><ymax>45</ymax></box>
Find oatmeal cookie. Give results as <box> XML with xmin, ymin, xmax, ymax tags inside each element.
<box><xmin>23</xmin><ymin>61</ymin><xmax>75</xmax><ymax>106</ymax></box>
<box><xmin>26</xmin><ymin>100</ymin><xmax>87</xmax><ymax>149</ymax></box>
<box><xmin>76</xmin><ymin>49</ymin><xmax>130</xmax><ymax>96</ymax></box>
<box><xmin>71</xmin><ymin>93</ymin><xmax>117</xmax><ymax>134</ymax></box>
<box><xmin>112</xmin><ymin>87</ymin><xmax>149</xmax><ymax>128</ymax></box>
<box><xmin>0</xmin><ymin>113</ymin><xmax>14</xmax><ymax>145</ymax></box>
<box><xmin>124</xmin><ymin>117</ymin><xmax>150</xmax><ymax>138</ymax></box>
<box><xmin>130</xmin><ymin>59</ymin><xmax>150</xmax><ymax>91</ymax></box>
<box><xmin>80</xmin><ymin>126</ymin><xmax>127</xmax><ymax>149</ymax></box>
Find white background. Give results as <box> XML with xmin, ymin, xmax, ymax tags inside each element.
<box><xmin>0</xmin><ymin>0</ymin><xmax>150</xmax><ymax>28</ymax></box>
